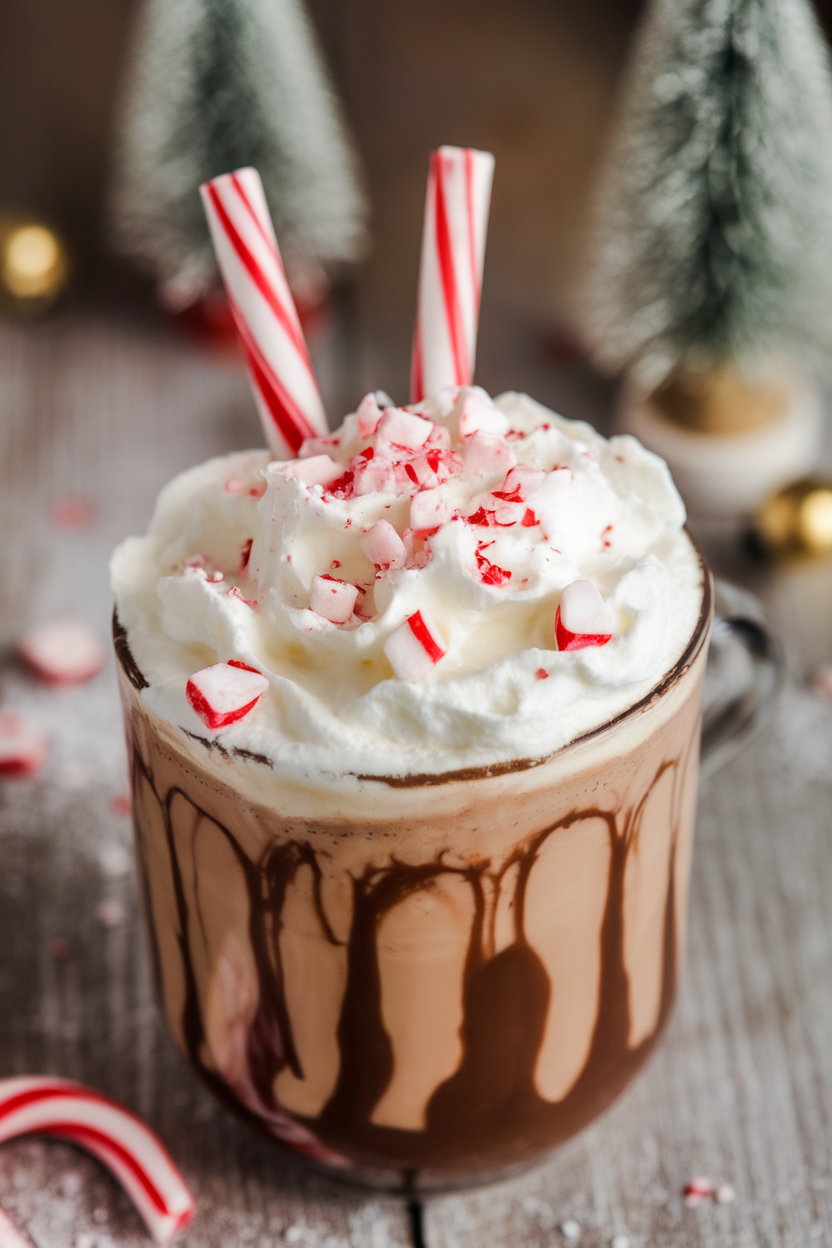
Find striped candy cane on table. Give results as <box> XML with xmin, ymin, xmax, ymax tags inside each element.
<box><xmin>200</xmin><ymin>168</ymin><xmax>329</xmax><ymax>459</ymax></box>
<box><xmin>410</xmin><ymin>146</ymin><xmax>495</xmax><ymax>403</ymax></box>
<box><xmin>0</xmin><ymin>1208</ymin><xmax>28</xmax><ymax>1248</ymax></box>
<box><xmin>0</xmin><ymin>1076</ymin><xmax>194</xmax><ymax>1244</ymax></box>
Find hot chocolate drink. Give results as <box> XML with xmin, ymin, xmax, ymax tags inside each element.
<box><xmin>112</xmin><ymin>386</ymin><xmax>708</xmax><ymax>1186</ymax></box>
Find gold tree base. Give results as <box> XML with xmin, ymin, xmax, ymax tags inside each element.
<box><xmin>650</xmin><ymin>366</ymin><xmax>790</xmax><ymax>436</ymax></box>
<box><xmin>621</xmin><ymin>367</ymin><xmax>823</xmax><ymax>521</ymax></box>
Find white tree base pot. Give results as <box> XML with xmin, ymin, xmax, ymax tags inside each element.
<box><xmin>619</xmin><ymin>379</ymin><xmax>824</xmax><ymax>522</ymax></box>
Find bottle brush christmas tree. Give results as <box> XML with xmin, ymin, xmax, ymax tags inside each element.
<box><xmin>584</xmin><ymin>0</ymin><xmax>832</xmax><ymax>434</ymax></box>
<box><xmin>110</xmin><ymin>0</ymin><xmax>368</xmax><ymax>311</ymax></box>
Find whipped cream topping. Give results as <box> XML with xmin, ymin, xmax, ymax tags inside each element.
<box><xmin>111</xmin><ymin>387</ymin><xmax>703</xmax><ymax>778</ymax></box>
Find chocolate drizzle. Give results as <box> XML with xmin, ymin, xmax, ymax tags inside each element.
<box><xmin>130</xmin><ymin>724</ymin><xmax>699</xmax><ymax>1178</ymax></box>
<box><xmin>112</xmin><ymin>611</ymin><xmax>149</xmax><ymax>690</ymax></box>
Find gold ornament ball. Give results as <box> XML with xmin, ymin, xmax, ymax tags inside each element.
<box><xmin>755</xmin><ymin>478</ymin><xmax>832</xmax><ymax>555</ymax></box>
<box><xmin>0</xmin><ymin>217</ymin><xmax>69</xmax><ymax>313</ymax></box>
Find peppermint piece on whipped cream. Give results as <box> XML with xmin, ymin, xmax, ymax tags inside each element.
<box><xmin>555</xmin><ymin>579</ymin><xmax>614</xmax><ymax>652</ymax></box>
<box><xmin>186</xmin><ymin>661</ymin><xmax>268</xmax><ymax>730</ymax></box>
<box><xmin>111</xmin><ymin>387</ymin><xmax>703</xmax><ymax>777</ymax></box>
<box><xmin>384</xmin><ymin>609</ymin><xmax>448</xmax><ymax>682</ymax></box>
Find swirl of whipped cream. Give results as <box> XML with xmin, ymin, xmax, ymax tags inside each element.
<box><xmin>111</xmin><ymin>387</ymin><xmax>703</xmax><ymax>778</ymax></box>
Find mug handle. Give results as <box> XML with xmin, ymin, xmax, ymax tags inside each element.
<box><xmin>700</xmin><ymin>579</ymin><xmax>785</xmax><ymax>778</ymax></box>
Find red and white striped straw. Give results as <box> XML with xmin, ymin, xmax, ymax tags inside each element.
<box><xmin>0</xmin><ymin>1076</ymin><xmax>194</xmax><ymax>1244</ymax></box>
<box><xmin>410</xmin><ymin>146</ymin><xmax>495</xmax><ymax>403</ymax></box>
<box><xmin>200</xmin><ymin>167</ymin><xmax>328</xmax><ymax>459</ymax></box>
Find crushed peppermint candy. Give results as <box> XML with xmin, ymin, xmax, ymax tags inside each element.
<box><xmin>19</xmin><ymin>620</ymin><xmax>105</xmax><ymax>685</ymax></box>
<box><xmin>383</xmin><ymin>609</ymin><xmax>447</xmax><ymax>682</ymax></box>
<box><xmin>48</xmin><ymin>938</ymin><xmax>73</xmax><ymax>961</ymax></box>
<box><xmin>96</xmin><ymin>900</ymin><xmax>125</xmax><ymax>928</ymax></box>
<box><xmin>361</xmin><ymin>520</ymin><xmax>407</xmax><ymax>573</ymax></box>
<box><xmin>51</xmin><ymin>495</ymin><xmax>96</xmax><ymax>529</ymax></box>
<box><xmin>310</xmin><ymin>575</ymin><xmax>359</xmax><ymax>624</ymax></box>
<box><xmin>186</xmin><ymin>662</ymin><xmax>269</xmax><ymax>730</ymax></box>
<box><xmin>813</xmin><ymin>664</ymin><xmax>832</xmax><ymax>699</ymax></box>
<box><xmin>683</xmin><ymin>1176</ymin><xmax>736</xmax><ymax>1207</ymax></box>
<box><xmin>0</xmin><ymin>714</ymin><xmax>48</xmax><ymax>777</ymax></box>
<box><xmin>555</xmin><ymin>580</ymin><xmax>614</xmax><ymax>652</ymax></box>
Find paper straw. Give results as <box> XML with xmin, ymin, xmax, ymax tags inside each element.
<box><xmin>200</xmin><ymin>167</ymin><xmax>328</xmax><ymax>457</ymax></box>
<box><xmin>410</xmin><ymin>146</ymin><xmax>495</xmax><ymax>402</ymax></box>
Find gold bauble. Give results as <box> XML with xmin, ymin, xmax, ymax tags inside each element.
<box><xmin>0</xmin><ymin>216</ymin><xmax>69</xmax><ymax>314</ymax></box>
<box><xmin>755</xmin><ymin>478</ymin><xmax>832</xmax><ymax>555</ymax></box>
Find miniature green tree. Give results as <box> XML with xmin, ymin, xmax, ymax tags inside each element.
<box><xmin>110</xmin><ymin>0</ymin><xmax>367</xmax><ymax>309</ymax></box>
<box><xmin>584</xmin><ymin>0</ymin><xmax>832</xmax><ymax>391</ymax></box>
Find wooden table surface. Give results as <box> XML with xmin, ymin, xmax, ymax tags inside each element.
<box><xmin>1</xmin><ymin>304</ymin><xmax>831</xmax><ymax>1248</ymax></box>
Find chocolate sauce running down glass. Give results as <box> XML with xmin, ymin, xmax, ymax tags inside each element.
<box><xmin>115</xmin><ymin>575</ymin><xmax>711</xmax><ymax>1190</ymax></box>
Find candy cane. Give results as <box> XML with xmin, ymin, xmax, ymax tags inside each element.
<box><xmin>0</xmin><ymin>1208</ymin><xmax>28</xmax><ymax>1248</ymax></box>
<box><xmin>0</xmin><ymin>1077</ymin><xmax>194</xmax><ymax>1244</ymax></box>
<box><xmin>200</xmin><ymin>167</ymin><xmax>328</xmax><ymax>459</ymax></box>
<box><xmin>410</xmin><ymin>146</ymin><xmax>495</xmax><ymax>403</ymax></box>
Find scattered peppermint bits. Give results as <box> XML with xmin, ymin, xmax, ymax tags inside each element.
<box><xmin>463</xmin><ymin>430</ymin><xmax>516</xmax><ymax>477</ymax></box>
<box><xmin>186</xmin><ymin>662</ymin><xmax>269</xmax><ymax>730</ymax></box>
<box><xmin>410</xmin><ymin>487</ymin><xmax>454</xmax><ymax>536</ymax></box>
<box><xmin>683</xmin><ymin>1177</ymin><xmax>736</xmax><ymax>1207</ymax></box>
<box><xmin>813</xmin><ymin>664</ymin><xmax>832</xmax><ymax>699</ymax></box>
<box><xmin>555</xmin><ymin>580</ymin><xmax>614</xmax><ymax>652</ymax></box>
<box><xmin>310</xmin><ymin>575</ymin><xmax>359</xmax><ymax>624</ymax></box>
<box><xmin>355</xmin><ymin>392</ymin><xmax>383</xmax><ymax>438</ymax></box>
<box><xmin>285</xmin><ymin>455</ymin><xmax>343</xmax><ymax>488</ymax></box>
<box><xmin>19</xmin><ymin>620</ymin><xmax>105</xmax><ymax>685</ymax></box>
<box><xmin>51</xmin><ymin>495</ymin><xmax>96</xmax><ymax>529</ymax></box>
<box><xmin>458</xmin><ymin>390</ymin><xmax>508</xmax><ymax>438</ymax></box>
<box><xmin>475</xmin><ymin>541</ymin><xmax>511</xmax><ymax>587</ymax></box>
<box><xmin>376</xmin><ymin>406</ymin><xmax>432</xmax><ymax>453</ymax></box>
<box><xmin>383</xmin><ymin>610</ymin><xmax>447</xmax><ymax>682</ymax></box>
<box><xmin>361</xmin><ymin>520</ymin><xmax>406</xmax><ymax>573</ymax></box>
<box><xmin>683</xmin><ymin>1176</ymin><xmax>713</xmax><ymax>1206</ymax></box>
<box><xmin>96</xmin><ymin>900</ymin><xmax>125</xmax><ymax>928</ymax></box>
<box><xmin>225</xmin><ymin>586</ymin><xmax>258</xmax><ymax>609</ymax></box>
<box><xmin>498</xmin><ymin>463</ymin><xmax>544</xmax><ymax>500</ymax></box>
<box><xmin>536</xmin><ymin>668</ymin><xmax>549</xmax><ymax>680</ymax></box>
<box><xmin>0</xmin><ymin>714</ymin><xmax>48</xmax><ymax>777</ymax></box>
<box><xmin>48</xmin><ymin>938</ymin><xmax>73</xmax><ymax>961</ymax></box>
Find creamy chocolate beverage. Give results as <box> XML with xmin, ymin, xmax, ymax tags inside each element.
<box><xmin>112</xmin><ymin>386</ymin><xmax>708</xmax><ymax>1186</ymax></box>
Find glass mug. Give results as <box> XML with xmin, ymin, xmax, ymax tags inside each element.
<box><xmin>114</xmin><ymin>571</ymin><xmax>780</xmax><ymax>1191</ymax></box>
